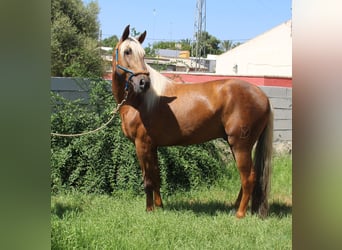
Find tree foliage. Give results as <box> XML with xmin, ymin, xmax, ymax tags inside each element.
<box><xmin>202</xmin><ymin>31</ymin><xmax>221</xmax><ymax>56</ymax></box>
<box><xmin>192</xmin><ymin>31</ymin><xmax>221</xmax><ymax>57</ymax></box>
<box><xmin>220</xmin><ymin>40</ymin><xmax>242</xmax><ymax>52</ymax></box>
<box><xmin>51</xmin><ymin>0</ymin><xmax>103</xmax><ymax>77</ymax></box>
<box><xmin>220</xmin><ymin>40</ymin><xmax>234</xmax><ymax>52</ymax></box>
<box><xmin>101</xmin><ymin>35</ymin><xmax>119</xmax><ymax>48</ymax></box>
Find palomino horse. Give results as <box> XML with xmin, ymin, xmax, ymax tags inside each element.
<box><xmin>112</xmin><ymin>25</ymin><xmax>273</xmax><ymax>218</ymax></box>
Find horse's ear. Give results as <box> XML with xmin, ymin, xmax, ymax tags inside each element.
<box><xmin>120</xmin><ymin>25</ymin><xmax>130</xmax><ymax>41</ymax></box>
<box><xmin>137</xmin><ymin>31</ymin><xmax>147</xmax><ymax>44</ymax></box>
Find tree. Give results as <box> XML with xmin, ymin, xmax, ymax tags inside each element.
<box><xmin>192</xmin><ymin>31</ymin><xmax>222</xmax><ymax>57</ymax></box>
<box><xmin>51</xmin><ymin>0</ymin><xmax>103</xmax><ymax>77</ymax></box>
<box><xmin>204</xmin><ymin>32</ymin><xmax>221</xmax><ymax>55</ymax></box>
<box><xmin>145</xmin><ymin>43</ymin><xmax>156</xmax><ymax>57</ymax></box>
<box><xmin>220</xmin><ymin>40</ymin><xmax>243</xmax><ymax>52</ymax></box>
<box><xmin>130</xmin><ymin>27</ymin><xmax>140</xmax><ymax>37</ymax></box>
<box><xmin>152</xmin><ymin>41</ymin><xmax>177</xmax><ymax>50</ymax></box>
<box><xmin>221</xmin><ymin>40</ymin><xmax>234</xmax><ymax>52</ymax></box>
<box><xmin>148</xmin><ymin>39</ymin><xmax>192</xmax><ymax>54</ymax></box>
<box><xmin>180</xmin><ymin>39</ymin><xmax>192</xmax><ymax>51</ymax></box>
<box><xmin>232</xmin><ymin>42</ymin><xmax>242</xmax><ymax>49</ymax></box>
<box><xmin>101</xmin><ymin>35</ymin><xmax>119</xmax><ymax>48</ymax></box>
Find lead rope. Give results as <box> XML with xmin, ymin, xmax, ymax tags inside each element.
<box><xmin>51</xmin><ymin>91</ymin><xmax>127</xmax><ymax>137</ymax></box>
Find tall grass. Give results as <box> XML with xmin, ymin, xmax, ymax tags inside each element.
<box><xmin>51</xmin><ymin>155</ymin><xmax>292</xmax><ymax>249</ymax></box>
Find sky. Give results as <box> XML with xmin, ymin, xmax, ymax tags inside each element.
<box><xmin>83</xmin><ymin>0</ymin><xmax>292</xmax><ymax>45</ymax></box>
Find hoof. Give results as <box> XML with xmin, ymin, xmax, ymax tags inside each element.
<box><xmin>236</xmin><ymin>211</ymin><xmax>246</xmax><ymax>218</ymax></box>
<box><xmin>155</xmin><ymin>203</ymin><xmax>163</xmax><ymax>209</ymax></box>
<box><xmin>146</xmin><ymin>206</ymin><xmax>154</xmax><ymax>212</ymax></box>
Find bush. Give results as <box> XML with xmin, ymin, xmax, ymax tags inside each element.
<box><xmin>51</xmin><ymin>79</ymin><xmax>230</xmax><ymax>195</ymax></box>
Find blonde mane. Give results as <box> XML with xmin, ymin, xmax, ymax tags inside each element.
<box><xmin>144</xmin><ymin>64</ymin><xmax>172</xmax><ymax>111</ymax></box>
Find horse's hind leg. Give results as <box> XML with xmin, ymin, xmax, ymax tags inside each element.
<box><xmin>227</xmin><ymin>142</ymin><xmax>243</xmax><ymax>209</ymax></box>
<box><xmin>232</xmin><ymin>148</ymin><xmax>256</xmax><ymax>218</ymax></box>
<box><xmin>227</xmin><ymin>142</ymin><xmax>246</xmax><ymax>211</ymax></box>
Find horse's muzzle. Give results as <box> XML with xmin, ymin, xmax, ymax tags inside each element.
<box><xmin>131</xmin><ymin>74</ymin><xmax>151</xmax><ymax>93</ymax></box>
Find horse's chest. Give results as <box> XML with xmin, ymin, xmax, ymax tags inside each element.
<box><xmin>120</xmin><ymin>119</ymin><xmax>131</xmax><ymax>139</ymax></box>
<box><xmin>120</xmin><ymin>110</ymin><xmax>140</xmax><ymax>140</ymax></box>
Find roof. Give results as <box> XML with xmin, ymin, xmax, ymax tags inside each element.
<box><xmin>155</xmin><ymin>49</ymin><xmax>180</xmax><ymax>58</ymax></box>
<box><xmin>98</xmin><ymin>46</ymin><xmax>113</xmax><ymax>52</ymax></box>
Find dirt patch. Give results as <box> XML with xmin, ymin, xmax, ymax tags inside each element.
<box><xmin>273</xmin><ymin>141</ymin><xmax>292</xmax><ymax>155</ymax></box>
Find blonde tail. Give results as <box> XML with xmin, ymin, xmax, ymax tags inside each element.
<box><xmin>252</xmin><ymin>106</ymin><xmax>273</xmax><ymax>218</ymax></box>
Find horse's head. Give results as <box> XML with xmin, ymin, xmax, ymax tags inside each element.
<box><xmin>113</xmin><ymin>25</ymin><xmax>151</xmax><ymax>95</ymax></box>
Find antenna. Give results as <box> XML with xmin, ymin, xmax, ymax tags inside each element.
<box><xmin>192</xmin><ymin>0</ymin><xmax>206</xmax><ymax>71</ymax></box>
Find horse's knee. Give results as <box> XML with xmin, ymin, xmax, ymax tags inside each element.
<box><xmin>144</xmin><ymin>177</ymin><xmax>154</xmax><ymax>193</ymax></box>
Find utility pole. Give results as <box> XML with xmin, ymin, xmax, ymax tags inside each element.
<box><xmin>192</xmin><ymin>0</ymin><xmax>206</xmax><ymax>71</ymax></box>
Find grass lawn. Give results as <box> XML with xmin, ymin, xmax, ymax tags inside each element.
<box><xmin>51</xmin><ymin>155</ymin><xmax>292</xmax><ymax>249</ymax></box>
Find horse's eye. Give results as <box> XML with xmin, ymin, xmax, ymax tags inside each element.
<box><xmin>124</xmin><ymin>48</ymin><xmax>132</xmax><ymax>56</ymax></box>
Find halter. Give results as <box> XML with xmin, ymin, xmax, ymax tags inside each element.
<box><xmin>115</xmin><ymin>48</ymin><xmax>150</xmax><ymax>91</ymax></box>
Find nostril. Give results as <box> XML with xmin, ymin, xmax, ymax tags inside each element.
<box><xmin>138</xmin><ymin>77</ymin><xmax>150</xmax><ymax>92</ymax></box>
<box><xmin>144</xmin><ymin>80</ymin><xmax>150</xmax><ymax>90</ymax></box>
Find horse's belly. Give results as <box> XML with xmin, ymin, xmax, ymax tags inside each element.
<box><xmin>153</xmin><ymin>118</ymin><xmax>225</xmax><ymax>146</ymax></box>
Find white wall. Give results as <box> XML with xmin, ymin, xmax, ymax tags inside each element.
<box><xmin>216</xmin><ymin>20</ymin><xmax>292</xmax><ymax>77</ymax></box>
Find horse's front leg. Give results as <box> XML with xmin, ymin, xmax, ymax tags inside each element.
<box><xmin>135</xmin><ymin>139</ymin><xmax>163</xmax><ymax>211</ymax></box>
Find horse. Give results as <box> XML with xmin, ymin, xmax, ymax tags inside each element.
<box><xmin>112</xmin><ymin>25</ymin><xmax>273</xmax><ymax>218</ymax></box>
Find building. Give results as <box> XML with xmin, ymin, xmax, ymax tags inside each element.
<box><xmin>147</xmin><ymin>49</ymin><xmax>208</xmax><ymax>72</ymax></box>
<box><xmin>216</xmin><ymin>20</ymin><xmax>292</xmax><ymax>77</ymax></box>
<box><xmin>98</xmin><ymin>46</ymin><xmax>113</xmax><ymax>79</ymax></box>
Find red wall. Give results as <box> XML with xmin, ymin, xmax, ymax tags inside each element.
<box><xmin>104</xmin><ymin>72</ymin><xmax>292</xmax><ymax>88</ymax></box>
<box><xmin>162</xmin><ymin>73</ymin><xmax>292</xmax><ymax>88</ymax></box>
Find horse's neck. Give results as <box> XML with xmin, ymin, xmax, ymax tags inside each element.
<box><xmin>147</xmin><ymin>65</ymin><xmax>173</xmax><ymax>94</ymax></box>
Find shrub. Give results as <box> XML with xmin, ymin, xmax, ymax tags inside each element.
<box><xmin>51</xmin><ymin>79</ymin><xmax>229</xmax><ymax>195</ymax></box>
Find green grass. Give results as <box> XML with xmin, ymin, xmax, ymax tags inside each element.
<box><xmin>51</xmin><ymin>155</ymin><xmax>292</xmax><ymax>249</ymax></box>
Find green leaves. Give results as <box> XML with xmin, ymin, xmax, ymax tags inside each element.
<box><xmin>51</xmin><ymin>0</ymin><xmax>102</xmax><ymax>77</ymax></box>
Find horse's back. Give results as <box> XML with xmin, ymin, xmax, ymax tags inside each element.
<box><xmin>221</xmin><ymin>79</ymin><xmax>269</xmax><ymax>109</ymax></box>
<box><xmin>184</xmin><ymin>78</ymin><xmax>268</xmax><ymax>104</ymax></box>
<box><xmin>189</xmin><ymin>78</ymin><xmax>269</xmax><ymax>116</ymax></box>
